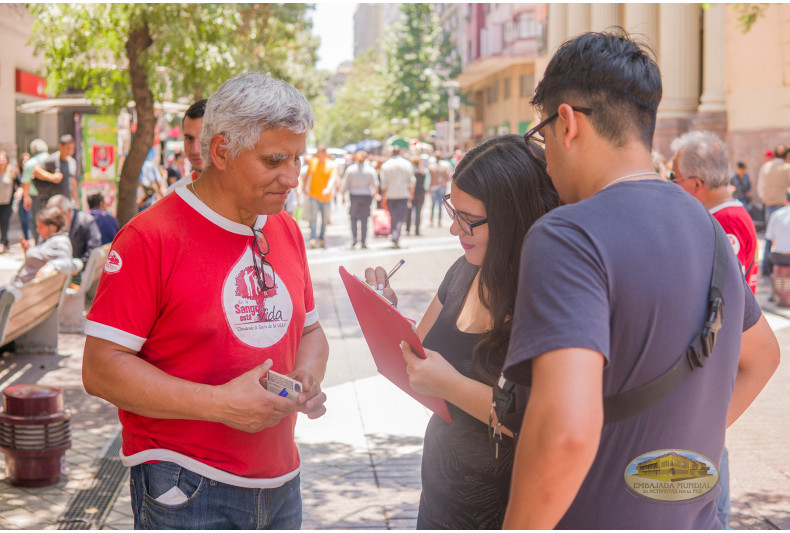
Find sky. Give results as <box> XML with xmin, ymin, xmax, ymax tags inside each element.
<box><xmin>312</xmin><ymin>2</ymin><xmax>357</xmax><ymax>72</ymax></box>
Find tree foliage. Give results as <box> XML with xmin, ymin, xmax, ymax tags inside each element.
<box><xmin>28</xmin><ymin>3</ymin><xmax>323</xmax><ymax>226</ymax></box>
<box><xmin>381</xmin><ymin>4</ymin><xmax>459</xmax><ymax>133</ymax></box>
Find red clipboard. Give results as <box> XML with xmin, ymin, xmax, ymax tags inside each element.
<box><xmin>339</xmin><ymin>266</ymin><xmax>452</xmax><ymax>423</ymax></box>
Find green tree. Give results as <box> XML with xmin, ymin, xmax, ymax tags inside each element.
<box><xmin>382</xmin><ymin>3</ymin><xmax>459</xmax><ymax>138</ymax></box>
<box><xmin>28</xmin><ymin>3</ymin><xmax>322</xmax><ymax>227</ymax></box>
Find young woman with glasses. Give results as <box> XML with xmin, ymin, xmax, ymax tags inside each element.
<box><xmin>365</xmin><ymin>134</ymin><xmax>558</xmax><ymax>529</ymax></box>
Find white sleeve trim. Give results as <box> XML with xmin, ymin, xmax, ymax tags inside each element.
<box><xmin>305</xmin><ymin>308</ymin><xmax>319</xmax><ymax>326</ymax></box>
<box><xmin>85</xmin><ymin>321</ymin><xmax>147</xmax><ymax>352</ymax></box>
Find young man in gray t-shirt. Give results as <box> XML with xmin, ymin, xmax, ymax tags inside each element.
<box><xmin>502</xmin><ymin>30</ymin><xmax>779</xmax><ymax>529</ymax></box>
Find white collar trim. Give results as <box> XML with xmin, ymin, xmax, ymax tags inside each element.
<box><xmin>175</xmin><ymin>185</ymin><xmax>267</xmax><ymax>233</ymax></box>
<box><xmin>708</xmin><ymin>200</ymin><xmax>743</xmax><ymax>215</ymax></box>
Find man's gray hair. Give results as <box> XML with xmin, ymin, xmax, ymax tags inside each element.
<box><xmin>200</xmin><ymin>72</ymin><xmax>314</xmax><ymax>169</ymax></box>
<box><xmin>29</xmin><ymin>138</ymin><xmax>48</xmax><ymax>156</ymax></box>
<box><xmin>670</xmin><ymin>130</ymin><xmax>730</xmax><ymax>189</ymax></box>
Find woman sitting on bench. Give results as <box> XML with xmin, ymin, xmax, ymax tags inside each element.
<box><xmin>12</xmin><ymin>206</ymin><xmax>74</xmax><ymax>286</ymax></box>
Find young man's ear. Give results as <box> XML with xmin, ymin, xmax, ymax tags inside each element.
<box><xmin>209</xmin><ymin>135</ymin><xmax>230</xmax><ymax>170</ymax></box>
<box><xmin>556</xmin><ymin>103</ymin><xmax>579</xmax><ymax>150</ymax></box>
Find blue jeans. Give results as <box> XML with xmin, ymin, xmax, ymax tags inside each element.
<box><xmin>130</xmin><ymin>462</ymin><xmax>301</xmax><ymax>529</ymax></box>
<box><xmin>17</xmin><ymin>199</ymin><xmax>30</xmax><ymax>240</ymax></box>
<box><xmin>429</xmin><ymin>187</ymin><xmax>445</xmax><ymax>223</ymax></box>
<box><xmin>309</xmin><ymin>198</ymin><xmax>329</xmax><ymax>241</ymax></box>
<box><xmin>716</xmin><ymin>447</ymin><xmax>731</xmax><ymax>529</ymax></box>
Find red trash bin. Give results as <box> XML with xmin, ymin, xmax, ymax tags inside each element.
<box><xmin>0</xmin><ymin>384</ymin><xmax>72</xmax><ymax>486</ymax></box>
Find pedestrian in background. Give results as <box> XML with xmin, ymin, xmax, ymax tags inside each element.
<box><xmin>83</xmin><ymin>71</ymin><xmax>329</xmax><ymax>530</ymax></box>
<box><xmin>15</xmin><ymin>153</ymin><xmax>31</xmax><ymax>242</ymax></box>
<box><xmin>342</xmin><ymin>149</ymin><xmax>378</xmax><ymax>249</ymax></box>
<box><xmin>764</xmin><ymin>188</ymin><xmax>790</xmax><ymax>271</ymax></box>
<box><xmin>20</xmin><ymin>138</ymin><xmax>50</xmax><ymax>241</ymax></box>
<box><xmin>757</xmin><ymin>145</ymin><xmax>790</xmax><ymax>275</ymax></box>
<box><xmin>87</xmin><ymin>192</ymin><xmax>119</xmax><ymax>245</ymax></box>
<box><xmin>671</xmin><ymin>131</ymin><xmax>758</xmax><ymax>294</ymax></box>
<box><xmin>730</xmin><ymin>161</ymin><xmax>752</xmax><ymax>207</ymax></box>
<box><xmin>0</xmin><ymin>151</ymin><xmax>17</xmax><ymax>253</ymax></box>
<box><xmin>428</xmin><ymin>151</ymin><xmax>451</xmax><ymax>227</ymax></box>
<box><xmin>365</xmin><ymin>134</ymin><xmax>558</xmax><ymax>528</ymax></box>
<box><xmin>36</xmin><ymin>134</ymin><xmax>79</xmax><ymax>207</ymax></box>
<box><xmin>46</xmin><ymin>194</ymin><xmax>101</xmax><ymax>281</ymax></box>
<box><xmin>12</xmin><ymin>206</ymin><xmax>73</xmax><ymax>286</ymax></box>
<box><xmin>405</xmin><ymin>154</ymin><xmax>430</xmax><ymax>236</ymax></box>
<box><xmin>502</xmin><ymin>29</ymin><xmax>778</xmax><ymax>529</ymax></box>
<box><xmin>379</xmin><ymin>146</ymin><xmax>414</xmax><ymax>249</ymax></box>
<box><xmin>165</xmin><ymin>99</ymin><xmax>207</xmax><ymax>195</ymax></box>
<box><xmin>303</xmin><ymin>145</ymin><xmax>336</xmax><ymax>249</ymax></box>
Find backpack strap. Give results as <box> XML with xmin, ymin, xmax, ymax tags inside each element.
<box><xmin>602</xmin><ymin>214</ymin><xmax>728</xmax><ymax>424</ymax></box>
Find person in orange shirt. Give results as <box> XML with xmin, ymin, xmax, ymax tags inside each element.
<box><xmin>302</xmin><ymin>146</ymin><xmax>336</xmax><ymax>248</ymax></box>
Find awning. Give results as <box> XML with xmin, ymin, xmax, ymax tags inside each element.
<box><xmin>17</xmin><ymin>97</ymin><xmax>188</xmax><ymax>115</ymax></box>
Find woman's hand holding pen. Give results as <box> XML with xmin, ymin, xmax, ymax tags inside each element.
<box><xmin>401</xmin><ymin>342</ymin><xmax>458</xmax><ymax>399</ymax></box>
<box><xmin>363</xmin><ymin>264</ymin><xmax>399</xmax><ymax>306</ymax></box>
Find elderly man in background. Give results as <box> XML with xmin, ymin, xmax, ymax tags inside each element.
<box><xmin>671</xmin><ymin>131</ymin><xmax>758</xmax><ymax>294</ymax></box>
<box><xmin>82</xmin><ymin>72</ymin><xmax>329</xmax><ymax>529</ymax></box>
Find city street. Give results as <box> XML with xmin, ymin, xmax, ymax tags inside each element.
<box><xmin>0</xmin><ymin>199</ymin><xmax>787</xmax><ymax>529</ymax></box>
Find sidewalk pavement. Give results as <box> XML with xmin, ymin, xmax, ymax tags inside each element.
<box><xmin>0</xmin><ymin>204</ymin><xmax>787</xmax><ymax>529</ymax></box>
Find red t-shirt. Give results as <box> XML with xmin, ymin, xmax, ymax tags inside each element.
<box><xmin>85</xmin><ymin>187</ymin><xmax>317</xmax><ymax>486</ymax></box>
<box><xmin>710</xmin><ymin>201</ymin><xmax>758</xmax><ymax>294</ymax></box>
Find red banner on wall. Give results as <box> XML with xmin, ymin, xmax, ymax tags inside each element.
<box><xmin>15</xmin><ymin>70</ymin><xmax>47</xmax><ymax>98</ymax></box>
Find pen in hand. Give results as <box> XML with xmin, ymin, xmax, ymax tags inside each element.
<box><xmin>384</xmin><ymin>259</ymin><xmax>405</xmax><ymax>284</ymax></box>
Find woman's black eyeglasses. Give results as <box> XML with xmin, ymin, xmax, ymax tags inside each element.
<box><xmin>523</xmin><ymin>106</ymin><xmax>593</xmax><ymax>165</ymax></box>
<box><xmin>251</xmin><ymin>227</ymin><xmax>276</xmax><ymax>292</ymax></box>
<box><xmin>442</xmin><ymin>194</ymin><xmax>488</xmax><ymax>236</ymax></box>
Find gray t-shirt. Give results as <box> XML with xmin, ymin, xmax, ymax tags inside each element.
<box><xmin>504</xmin><ymin>180</ymin><xmax>761</xmax><ymax>529</ymax></box>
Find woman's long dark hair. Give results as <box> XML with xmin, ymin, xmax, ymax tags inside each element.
<box><xmin>452</xmin><ymin>134</ymin><xmax>558</xmax><ymax>385</ymax></box>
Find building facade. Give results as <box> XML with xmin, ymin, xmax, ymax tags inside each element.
<box><xmin>353</xmin><ymin>4</ymin><xmax>403</xmax><ymax>63</ymax></box>
<box><xmin>0</xmin><ymin>4</ymin><xmax>53</xmax><ymax>162</ymax></box>
<box><xmin>447</xmin><ymin>3</ymin><xmax>790</xmax><ymax>175</ymax></box>
<box><xmin>451</xmin><ymin>3</ymin><xmax>544</xmax><ymax>149</ymax></box>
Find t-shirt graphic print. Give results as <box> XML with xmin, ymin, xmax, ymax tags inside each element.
<box><xmin>223</xmin><ymin>247</ymin><xmax>294</xmax><ymax>348</ymax></box>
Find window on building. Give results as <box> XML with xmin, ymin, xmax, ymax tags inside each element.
<box><xmin>517</xmin><ymin>12</ymin><xmax>538</xmax><ymax>39</ymax></box>
<box><xmin>504</xmin><ymin>78</ymin><xmax>511</xmax><ymax>100</ymax></box>
<box><xmin>520</xmin><ymin>74</ymin><xmax>535</xmax><ymax>98</ymax></box>
<box><xmin>487</xmin><ymin>82</ymin><xmax>500</xmax><ymax>105</ymax></box>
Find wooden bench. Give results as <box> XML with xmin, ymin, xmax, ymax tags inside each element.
<box><xmin>59</xmin><ymin>244</ymin><xmax>110</xmax><ymax>333</ymax></box>
<box><xmin>0</xmin><ymin>270</ymin><xmax>70</xmax><ymax>355</ymax></box>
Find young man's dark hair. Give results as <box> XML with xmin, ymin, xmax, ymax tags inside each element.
<box><xmin>531</xmin><ymin>28</ymin><xmax>662</xmax><ymax>149</ymax></box>
<box><xmin>737</xmin><ymin>161</ymin><xmax>746</xmax><ymax>169</ymax></box>
<box><xmin>183</xmin><ymin>99</ymin><xmax>207</xmax><ymax>122</ymax></box>
<box><xmin>87</xmin><ymin>193</ymin><xmax>104</xmax><ymax>210</ymax></box>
